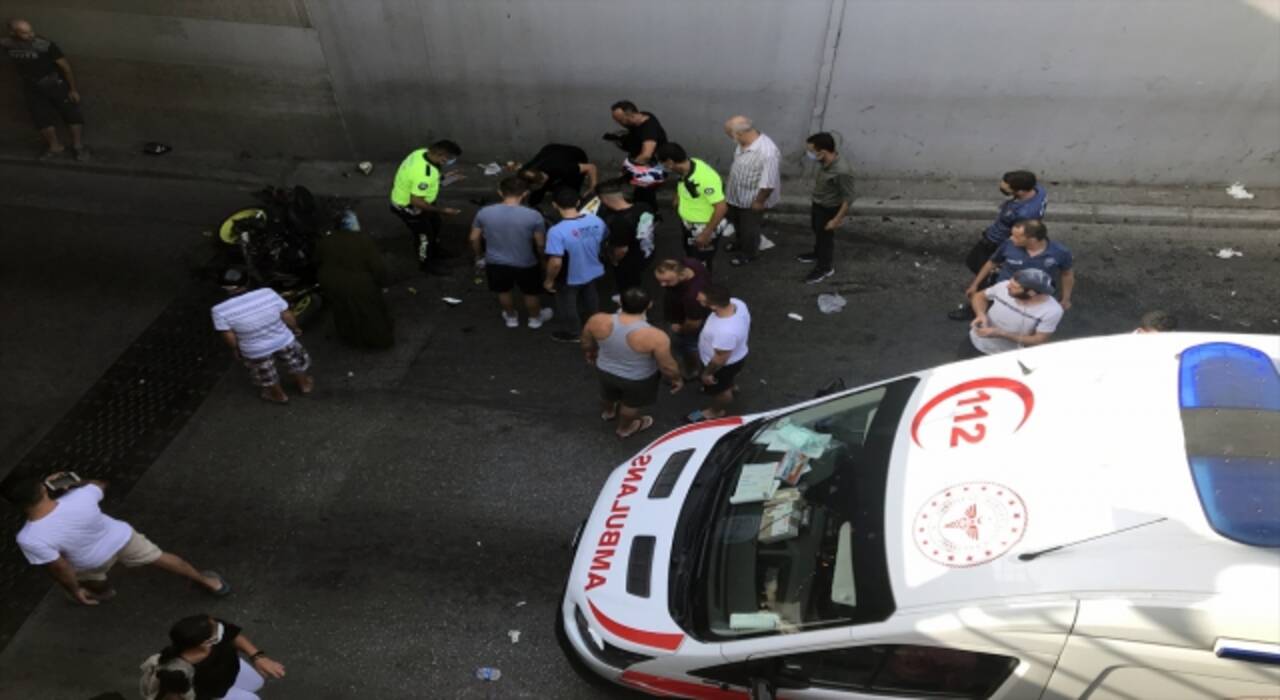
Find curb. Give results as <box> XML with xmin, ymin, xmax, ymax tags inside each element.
<box><xmin>3</xmin><ymin>154</ymin><xmax>1276</xmax><ymax>230</ymax></box>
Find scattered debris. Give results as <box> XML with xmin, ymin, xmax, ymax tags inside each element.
<box><xmin>507</xmin><ymin>630</ymin><xmax>521</xmax><ymax>644</ymax></box>
<box><xmin>1237</xmin><ymin>320</ymin><xmax>1253</xmax><ymax>328</ymax></box>
<box><xmin>475</xmin><ymin>667</ymin><xmax>501</xmax><ymax>682</ymax></box>
<box><xmin>442</xmin><ymin>296</ymin><xmax>463</xmax><ymax>305</ymax></box>
<box><xmin>817</xmin><ymin>293</ymin><xmax>847</xmax><ymax>314</ymax></box>
<box><xmin>1230</xmin><ymin>290</ymin><xmax>1237</xmax><ymax>297</ymax></box>
<box><xmin>515</xmin><ymin>601</ymin><xmax>527</xmax><ymax>607</ymax></box>
<box><xmin>1215</xmin><ymin>248</ymin><xmax>1244</xmax><ymax>259</ymax></box>
<box><xmin>346</xmin><ymin>371</ymin><xmax>354</xmax><ymax>377</ymax></box>
<box><xmin>476</xmin><ymin>541</ymin><xmax>483</xmax><ymax>547</ymax></box>
<box><xmin>201</xmin><ymin>230</ymin><xmax>214</xmax><ymax>238</ymax></box>
<box><xmin>142</xmin><ymin>142</ymin><xmax>171</xmax><ymax>155</ymax></box>
<box><xmin>480</xmin><ymin>162</ymin><xmax>503</xmax><ymax>176</ymax></box>
<box><xmin>1208</xmin><ymin>313</ymin><xmax>1223</xmax><ymax>321</ymax></box>
<box><xmin>1226</xmin><ymin>182</ymin><xmax>1255</xmax><ymax>200</ymax></box>
<box><xmin>787</xmin><ymin>312</ymin><xmax>804</xmax><ymax>322</ymax></box>
<box><xmin>407</xmin><ymin>286</ymin><xmax>418</xmax><ymax>295</ymax></box>
<box><xmin>509</xmin><ymin>389</ymin><xmax>521</xmax><ymax>395</ymax></box>
<box><xmin>758</xmin><ymin>234</ymin><xmax>776</xmax><ymax>251</ymax></box>
<box><xmin>759</xmin><ymin>379</ymin><xmax>768</xmax><ymax>385</ymax></box>
<box><xmin>357</xmin><ymin>161</ymin><xmax>373</xmax><ymax>175</ymax></box>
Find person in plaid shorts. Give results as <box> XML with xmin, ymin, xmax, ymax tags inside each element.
<box><xmin>211</xmin><ymin>268</ymin><xmax>315</xmax><ymax>404</ymax></box>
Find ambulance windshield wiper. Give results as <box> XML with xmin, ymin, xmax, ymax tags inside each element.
<box><xmin>1017</xmin><ymin>517</ymin><xmax>1168</xmax><ymax>562</ymax></box>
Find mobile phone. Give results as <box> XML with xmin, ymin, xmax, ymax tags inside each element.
<box><xmin>44</xmin><ymin>472</ymin><xmax>82</xmax><ymax>492</ymax></box>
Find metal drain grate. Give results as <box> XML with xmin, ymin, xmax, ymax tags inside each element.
<box><xmin>0</xmin><ymin>283</ymin><xmax>233</xmax><ymax>650</ymax></box>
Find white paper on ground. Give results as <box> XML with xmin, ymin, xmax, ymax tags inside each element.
<box><xmin>1215</xmin><ymin>248</ymin><xmax>1244</xmax><ymax>259</ymax></box>
<box><xmin>1226</xmin><ymin>182</ymin><xmax>1255</xmax><ymax>200</ymax></box>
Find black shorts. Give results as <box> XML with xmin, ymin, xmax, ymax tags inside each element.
<box><xmin>24</xmin><ymin>78</ymin><xmax>83</xmax><ymax>130</ymax></box>
<box><xmin>703</xmin><ymin>359</ymin><xmax>745</xmax><ymax>396</ymax></box>
<box><xmin>598</xmin><ymin>369</ymin><xmax>660</xmax><ymax>408</ymax></box>
<box><xmin>486</xmin><ymin>263</ymin><xmax>541</xmax><ymax>294</ymax></box>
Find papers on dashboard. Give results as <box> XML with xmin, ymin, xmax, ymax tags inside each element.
<box><xmin>730</xmin><ymin>463</ymin><xmax>780</xmax><ymax>504</ymax></box>
<box><xmin>729</xmin><ymin>612</ymin><xmax>780</xmax><ymax>631</ymax></box>
<box><xmin>754</xmin><ymin>420</ymin><xmax>833</xmax><ymax>459</ymax></box>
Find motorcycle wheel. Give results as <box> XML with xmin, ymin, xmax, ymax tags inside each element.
<box><xmin>218</xmin><ymin>208</ymin><xmax>266</xmax><ymax>245</ymax></box>
<box><xmin>291</xmin><ymin>291</ymin><xmax>323</xmax><ymax>327</ymax></box>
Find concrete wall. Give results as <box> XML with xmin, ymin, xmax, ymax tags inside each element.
<box><xmin>1</xmin><ymin>0</ymin><xmax>1276</xmax><ymax>185</ymax></box>
<box><xmin>0</xmin><ymin>0</ymin><xmax>350</xmax><ymax>158</ymax></box>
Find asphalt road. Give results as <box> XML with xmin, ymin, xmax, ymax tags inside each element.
<box><xmin>0</xmin><ymin>163</ymin><xmax>1276</xmax><ymax>698</ymax></box>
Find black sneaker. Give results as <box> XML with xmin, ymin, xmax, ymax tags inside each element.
<box><xmin>796</xmin><ymin>252</ymin><xmax>818</xmax><ymax>264</ymax></box>
<box><xmin>947</xmin><ymin>304</ymin><xmax>976</xmax><ymax>321</ymax></box>
<box><xmin>804</xmin><ymin>268</ymin><xmax>834</xmax><ymax>284</ymax></box>
<box><xmin>551</xmin><ymin>331</ymin><xmax>581</xmax><ymax>343</ymax></box>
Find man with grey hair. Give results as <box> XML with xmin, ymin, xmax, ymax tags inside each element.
<box><xmin>1</xmin><ymin>18</ymin><xmax>88</xmax><ymax>160</ymax></box>
<box><xmin>723</xmin><ymin>116</ymin><xmax>781</xmax><ymax>267</ymax></box>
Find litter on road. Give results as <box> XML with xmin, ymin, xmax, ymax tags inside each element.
<box><xmin>356</xmin><ymin>161</ymin><xmax>373</xmax><ymax>175</ymax></box>
<box><xmin>479</xmin><ymin>162</ymin><xmax>503</xmax><ymax>176</ymax></box>
<box><xmin>442</xmin><ymin>296</ymin><xmax>463</xmax><ymax>305</ymax></box>
<box><xmin>817</xmin><ymin>293</ymin><xmax>847</xmax><ymax>314</ymax></box>
<box><xmin>787</xmin><ymin>312</ymin><xmax>804</xmax><ymax>322</ymax></box>
<box><xmin>1225</xmin><ymin>182</ymin><xmax>1255</xmax><ymax>200</ymax></box>
<box><xmin>508</xmin><ymin>630</ymin><xmax>521</xmax><ymax>644</ymax></box>
<box><xmin>475</xmin><ymin>667</ymin><xmax>501</xmax><ymax>682</ymax></box>
<box><xmin>1215</xmin><ymin>248</ymin><xmax>1244</xmax><ymax>259</ymax></box>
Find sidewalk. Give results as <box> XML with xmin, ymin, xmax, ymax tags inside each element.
<box><xmin>3</xmin><ymin>146</ymin><xmax>1277</xmax><ymax>229</ymax></box>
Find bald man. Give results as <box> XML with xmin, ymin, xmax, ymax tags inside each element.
<box><xmin>1</xmin><ymin>18</ymin><xmax>88</xmax><ymax>160</ymax></box>
<box><xmin>723</xmin><ymin>116</ymin><xmax>780</xmax><ymax>266</ymax></box>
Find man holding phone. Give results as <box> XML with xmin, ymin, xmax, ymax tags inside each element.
<box><xmin>5</xmin><ymin>473</ymin><xmax>231</xmax><ymax>605</ymax></box>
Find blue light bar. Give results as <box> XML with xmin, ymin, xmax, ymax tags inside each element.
<box><xmin>1179</xmin><ymin>342</ymin><xmax>1280</xmax><ymax>410</ymax></box>
<box><xmin>1214</xmin><ymin>638</ymin><xmax>1280</xmax><ymax>666</ymax></box>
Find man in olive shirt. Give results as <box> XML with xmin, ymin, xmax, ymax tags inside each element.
<box><xmin>656</xmin><ymin>142</ymin><xmax>731</xmax><ymax>272</ymax></box>
<box><xmin>389</xmin><ymin>140</ymin><xmax>462</xmax><ymax>275</ymax></box>
<box><xmin>799</xmin><ymin>132</ymin><xmax>855</xmax><ymax>284</ymax></box>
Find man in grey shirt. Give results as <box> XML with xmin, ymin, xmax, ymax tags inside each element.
<box><xmin>799</xmin><ymin>132</ymin><xmax>855</xmax><ymax>284</ymax></box>
<box><xmin>581</xmin><ymin>288</ymin><xmax>683</xmax><ymax>439</ymax></box>
<box><xmin>469</xmin><ymin>177</ymin><xmax>553</xmax><ymax>329</ymax></box>
<box><xmin>966</xmin><ymin>268</ymin><xmax>1064</xmax><ymax>356</ymax></box>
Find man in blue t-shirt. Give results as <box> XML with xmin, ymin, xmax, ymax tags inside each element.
<box><xmin>949</xmin><ymin>170</ymin><xmax>1048</xmax><ymax>320</ymax></box>
<box><xmin>965</xmin><ymin>219</ymin><xmax>1075</xmax><ymax>310</ymax></box>
<box><xmin>544</xmin><ymin>188</ymin><xmax>607</xmax><ymax>343</ymax></box>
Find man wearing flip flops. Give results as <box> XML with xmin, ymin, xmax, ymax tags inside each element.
<box><xmin>581</xmin><ymin>288</ymin><xmax>683</xmax><ymax>439</ymax></box>
<box><xmin>212</xmin><ymin>268</ymin><xmax>315</xmax><ymax>404</ymax></box>
<box><xmin>688</xmin><ymin>284</ymin><xmax>751</xmax><ymax>423</ymax></box>
<box><xmin>7</xmin><ymin>474</ymin><xmax>231</xmax><ymax>605</ymax></box>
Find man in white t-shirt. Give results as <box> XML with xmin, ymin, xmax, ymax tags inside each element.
<box><xmin>211</xmin><ymin>267</ymin><xmax>314</xmax><ymax>404</ymax></box>
<box><xmin>5</xmin><ymin>473</ymin><xmax>229</xmax><ymax>605</ymax></box>
<box><xmin>690</xmin><ymin>284</ymin><xmax>751</xmax><ymax>422</ymax></box>
<box><xmin>966</xmin><ymin>268</ymin><xmax>1064</xmax><ymax>356</ymax></box>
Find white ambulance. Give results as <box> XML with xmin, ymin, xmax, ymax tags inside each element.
<box><xmin>558</xmin><ymin>333</ymin><xmax>1280</xmax><ymax>699</ymax></box>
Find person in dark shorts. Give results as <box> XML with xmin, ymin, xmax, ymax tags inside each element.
<box><xmin>597</xmin><ymin>178</ymin><xmax>656</xmax><ymax>303</ymax></box>
<box><xmin>653</xmin><ymin>257</ymin><xmax>711</xmax><ymax>378</ymax></box>
<box><xmin>515</xmin><ymin>143</ymin><xmax>598</xmax><ymax>209</ymax></box>
<box><xmin>606</xmin><ymin>100</ymin><xmax>669</xmax><ymax>208</ymax></box>
<box><xmin>389</xmin><ymin>140</ymin><xmax>464</xmax><ymax>275</ymax></box>
<box><xmin>1</xmin><ymin>19</ymin><xmax>88</xmax><ymax>160</ymax></box>
<box><xmin>690</xmin><ymin>284</ymin><xmax>751</xmax><ymax>423</ymax></box>
<box><xmin>470</xmin><ymin>177</ymin><xmax>553</xmax><ymax>329</ymax></box>
<box><xmin>582</xmin><ymin>288</ymin><xmax>682</xmax><ymax>438</ymax></box>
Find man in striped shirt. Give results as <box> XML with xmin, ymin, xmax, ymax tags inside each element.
<box><xmin>211</xmin><ymin>268</ymin><xmax>314</xmax><ymax>404</ymax></box>
<box><xmin>723</xmin><ymin>116</ymin><xmax>781</xmax><ymax>267</ymax></box>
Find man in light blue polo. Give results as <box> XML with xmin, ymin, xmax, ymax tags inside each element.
<box><xmin>544</xmin><ymin>188</ymin><xmax>607</xmax><ymax>343</ymax></box>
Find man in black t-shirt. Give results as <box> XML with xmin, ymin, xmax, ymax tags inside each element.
<box><xmin>516</xmin><ymin>143</ymin><xmax>598</xmax><ymax>208</ymax></box>
<box><xmin>597</xmin><ymin>178</ymin><xmax>656</xmax><ymax>301</ymax></box>
<box><xmin>606</xmin><ymin>100</ymin><xmax>669</xmax><ymax>207</ymax></box>
<box><xmin>1</xmin><ymin>19</ymin><xmax>88</xmax><ymax>160</ymax></box>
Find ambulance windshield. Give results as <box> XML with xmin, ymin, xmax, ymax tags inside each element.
<box><xmin>683</xmin><ymin>377</ymin><xmax>917</xmax><ymax>639</ymax></box>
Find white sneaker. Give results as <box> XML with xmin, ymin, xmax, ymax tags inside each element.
<box><xmin>527</xmin><ymin>307</ymin><xmax>554</xmax><ymax>329</ymax></box>
<box><xmin>502</xmin><ymin>311</ymin><xmax>519</xmax><ymax>328</ymax></box>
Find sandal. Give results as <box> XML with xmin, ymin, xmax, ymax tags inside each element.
<box><xmin>296</xmin><ymin>375</ymin><xmax>315</xmax><ymax>395</ymax></box>
<box><xmin>259</xmin><ymin>390</ymin><xmax>289</xmax><ymax>405</ymax></box>
<box><xmin>202</xmin><ymin>570</ymin><xmax>232</xmax><ymax>598</ymax></box>
<box><xmin>617</xmin><ymin>415</ymin><xmax>655</xmax><ymax>439</ymax></box>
